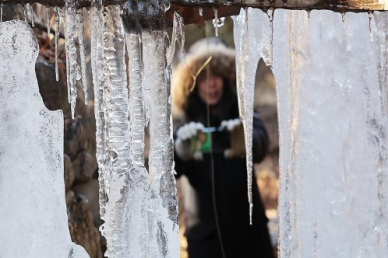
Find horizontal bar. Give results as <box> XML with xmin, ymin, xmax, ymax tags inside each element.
<box><xmin>0</xmin><ymin>0</ymin><xmax>387</xmax><ymax>11</ymax></box>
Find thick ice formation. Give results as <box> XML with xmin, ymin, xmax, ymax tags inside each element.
<box><xmin>125</xmin><ymin>27</ymin><xmax>150</xmax><ymax>258</ymax></box>
<box><xmin>143</xmin><ymin>26</ymin><xmax>180</xmax><ymax>258</ymax></box>
<box><xmin>273</xmin><ymin>10</ymin><xmax>388</xmax><ymax>257</ymax></box>
<box><xmin>88</xmin><ymin>2</ymin><xmax>180</xmax><ymax>256</ymax></box>
<box><xmin>89</xmin><ymin>1</ymin><xmax>107</xmax><ymax>223</ymax></box>
<box><xmin>233</xmin><ymin>8</ymin><xmax>271</xmax><ymax>224</ymax></box>
<box><xmin>0</xmin><ymin>20</ymin><xmax>89</xmax><ymax>258</ymax></box>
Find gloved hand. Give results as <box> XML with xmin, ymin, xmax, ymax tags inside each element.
<box><xmin>220</xmin><ymin>118</ymin><xmax>246</xmax><ymax>158</ymax></box>
<box><xmin>175</xmin><ymin>122</ymin><xmax>205</xmax><ymax>161</ymax></box>
<box><xmin>220</xmin><ymin>118</ymin><xmax>242</xmax><ymax>132</ymax></box>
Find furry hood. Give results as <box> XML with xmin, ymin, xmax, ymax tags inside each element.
<box><xmin>172</xmin><ymin>37</ymin><xmax>236</xmax><ymax>118</ymax></box>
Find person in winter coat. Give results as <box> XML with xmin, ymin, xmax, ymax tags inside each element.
<box><xmin>172</xmin><ymin>37</ymin><xmax>274</xmax><ymax>258</ymax></box>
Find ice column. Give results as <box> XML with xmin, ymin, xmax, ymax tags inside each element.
<box><xmin>142</xmin><ymin>7</ymin><xmax>180</xmax><ymax>257</ymax></box>
<box><xmin>0</xmin><ymin>20</ymin><xmax>89</xmax><ymax>258</ymax></box>
<box><xmin>89</xmin><ymin>1</ymin><xmax>107</xmax><ymax>223</ymax></box>
<box><xmin>100</xmin><ymin>6</ymin><xmax>134</xmax><ymax>257</ymax></box>
<box><xmin>274</xmin><ymin>10</ymin><xmax>388</xmax><ymax>257</ymax></box>
<box><xmin>233</xmin><ymin>8</ymin><xmax>271</xmax><ymax>224</ymax></box>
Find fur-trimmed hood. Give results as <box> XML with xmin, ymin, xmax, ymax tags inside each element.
<box><xmin>172</xmin><ymin>37</ymin><xmax>236</xmax><ymax>118</ymax></box>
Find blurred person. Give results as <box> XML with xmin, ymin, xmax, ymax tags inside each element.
<box><xmin>172</xmin><ymin>37</ymin><xmax>274</xmax><ymax>258</ymax></box>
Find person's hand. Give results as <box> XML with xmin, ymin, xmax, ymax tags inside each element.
<box><xmin>177</xmin><ymin>122</ymin><xmax>205</xmax><ymax>141</ymax></box>
<box><xmin>221</xmin><ymin>118</ymin><xmax>246</xmax><ymax>159</ymax></box>
<box><xmin>220</xmin><ymin>118</ymin><xmax>242</xmax><ymax>132</ymax></box>
<box><xmin>175</xmin><ymin>122</ymin><xmax>205</xmax><ymax>161</ymax></box>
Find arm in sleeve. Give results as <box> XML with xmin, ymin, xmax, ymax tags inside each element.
<box><xmin>252</xmin><ymin>112</ymin><xmax>269</xmax><ymax>163</ymax></box>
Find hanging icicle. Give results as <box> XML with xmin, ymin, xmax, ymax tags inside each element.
<box><xmin>89</xmin><ymin>0</ymin><xmax>107</xmax><ymax>230</ymax></box>
<box><xmin>142</xmin><ymin>1</ymin><xmax>180</xmax><ymax>256</ymax></box>
<box><xmin>267</xmin><ymin>9</ymin><xmax>274</xmax><ymax>67</ymax></box>
<box><xmin>213</xmin><ymin>7</ymin><xmax>219</xmax><ymax>37</ymax></box>
<box><xmin>54</xmin><ymin>7</ymin><xmax>60</xmax><ymax>82</ymax></box>
<box><xmin>65</xmin><ymin>0</ymin><xmax>81</xmax><ymax>118</ymax></box>
<box><xmin>31</xmin><ymin>3</ymin><xmax>35</xmax><ymax>27</ymax></box>
<box><xmin>76</xmin><ymin>8</ymin><xmax>89</xmax><ymax>105</ymax></box>
<box><xmin>23</xmin><ymin>4</ymin><xmax>28</xmax><ymax>23</ymax></box>
<box><xmin>123</xmin><ymin>2</ymin><xmax>150</xmax><ymax>256</ymax></box>
<box><xmin>166</xmin><ymin>12</ymin><xmax>185</xmax><ymax>68</ymax></box>
<box><xmin>233</xmin><ymin>8</ymin><xmax>271</xmax><ymax>225</ymax></box>
<box><xmin>101</xmin><ymin>6</ymin><xmax>134</xmax><ymax>256</ymax></box>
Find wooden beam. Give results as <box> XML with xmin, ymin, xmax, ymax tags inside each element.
<box><xmin>0</xmin><ymin>0</ymin><xmax>386</xmax><ymax>11</ymax></box>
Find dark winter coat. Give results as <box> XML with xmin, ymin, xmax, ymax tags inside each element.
<box><xmin>172</xmin><ymin>37</ymin><xmax>273</xmax><ymax>258</ymax></box>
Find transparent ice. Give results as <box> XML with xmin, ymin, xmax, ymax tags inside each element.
<box><xmin>142</xmin><ymin>25</ymin><xmax>180</xmax><ymax>258</ymax></box>
<box><xmin>233</xmin><ymin>8</ymin><xmax>271</xmax><ymax>224</ymax></box>
<box><xmin>0</xmin><ymin>20</ymin><xmax>89</xmax><ymax>258</ymax></box>
<box><xmin>273</xmin><ymin>10</ymin><xmax>388</xmax><ymax>257</ymax></box>
<box><xmin>65</xmin><ymin>0</ymin><xmax>80</xmax><ymax>118</ymax></box>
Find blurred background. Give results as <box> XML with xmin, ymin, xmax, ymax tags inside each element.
<box><xmin>2</xmin><ymin>5</ymin><xmax>278</xmax><ymax>257</ymax></box>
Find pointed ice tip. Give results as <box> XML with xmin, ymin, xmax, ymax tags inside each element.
<box><xmin>249</xmin><ymin>203</ymin><xmax>253</xmax><ymax>225</ymax></box>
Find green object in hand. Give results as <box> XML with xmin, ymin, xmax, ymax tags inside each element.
<box><xmin>191</xmin><ymin>131</ymin><xmax>212</xmax><ymax>153</ymax></box>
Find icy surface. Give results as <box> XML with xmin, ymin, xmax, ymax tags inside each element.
<box><xmin>142</xmin><ymin>26</ymin><xmax>180</xmax><ymax>258</ymax></box>
<box><xmin>0</xmin><ymin>20</ymin><xmax>89</xmax><ymax>258</ymax></box>
<box><xmin>233</xmin><ymin>8</ymin><xmax>271</xmax><ymax>224</ymax></box>
<box><xmin>274</xmin><ymin>10</ymin><xmax>388</xmax><ymax>257</ymax></box>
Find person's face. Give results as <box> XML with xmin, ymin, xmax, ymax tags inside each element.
<box><xmin>197</xmin><ymin>75</ymin><xmax>224</xmax><ymax>106</ymax></box>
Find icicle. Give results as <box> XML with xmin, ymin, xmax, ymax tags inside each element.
<box><xmin>54</xmin><ymin>7</ymin><xmax>60</xmax><ymax>82</ymax></box>
<box><xmin>24</xmin><ymin>4</ymin><xmax>27</xmax><ymax>23</ymax></box>
<box><xmin>46</xmin><ymin>6</ymin><xmax>50</xmax><ymax>35</ymax></box>
<box><xmin>142</xmin><ymin>5</ymin><xmax>179</xmax><ymax>257</ymax></box>
<box><xmin>89</xmin><ymin>0</ymin><xmax>107</xmax><ymax>227</ymax></box>
<box><xmin>233</xmin><ymin>8</ymin><xmax>271</xmax><ymax>225</ymax></box>
<box><xmin>101</xmin><ymin>6</ymin><xmax>134</xmax><ymax>257</ymax></box>
<box><xmin>199</xmin><ymin>7</ymin><xmax>203</xmax><ymax>17</ymax></box>
<box><xmin>213</xmin><ymin>7</ymin><xmax>219</xmax><ymax>37</ymax></box>
<box><xmin>1</xmin><ymin>4</ymin><xmax>3</xmax><ymax>22</ymax></box>
<box><xmin>341</xmin><ymin>11</ymin><xmax>346</xmax><ymax>22</ymax></box>
<box><xmin>166</xmin><ymin>12</ymin><xmax>185</xmax><ymax>67</ymax></box>
<box><xmin>76</xmin><ymin>9</ymin><xmax>88</xmax><ymax>105</ymax></box>
<box><xmin>31</xmin><ymin>3</ymin><xmax>35</xmax><ymax>27</ymax></box>
<box><xmin>124</xmin><ymin>14</ymin><xmax>150</xmax><ymax>258</ymax></box>
<box><xmin>267</xmin><ymin>9</ymin><xmax>274</xmax><ymax>67</ymax></box>
<box><xmin>65</xmin><ymin>0</ymin><xmax>81</xmax><ymax>118</ymax></box>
